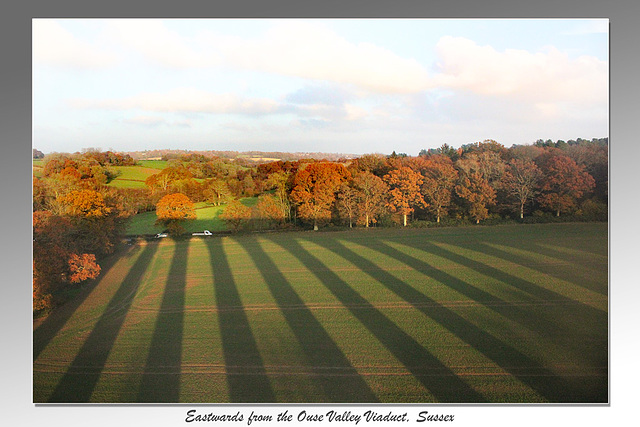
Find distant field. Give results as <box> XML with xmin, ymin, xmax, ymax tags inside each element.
<box><xmin>106</xmin><ymin>166</ymin><xmax>161</xmax><ymax>189</ymax></box>
<box><xmin>33</xmin><ymin>223</ymin><xmax>608</xmax><ymax>403</ymax></box>
<box><xmin>136</xmin><ymin>160</ymin><xmax>169</xmax><ymax>169</ymax></box>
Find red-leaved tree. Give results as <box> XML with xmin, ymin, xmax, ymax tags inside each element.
<box><xmin>420</xmin><ymin>156</ymin><xmax>458</xmax><ymax>223</ymax></box>
<box><xmin>290</xmin><ymin>162</ymin><xmax>350</xmax><ymax>230</ymax></box>
<box><xmin>384</xmin><ymin>166</ymin><xmax>426</xmax><ymax>227</ymax></box>
<box><xmin>537</xmin><ymin>154</ymin><xmax>595</xmax><ymax>216</ymax></box>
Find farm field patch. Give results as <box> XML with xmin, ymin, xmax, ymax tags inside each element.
<box><xmin>105</xmin><ymin>166</ymin><xmax>162</xmax><ymax>189</ymax></box>
<box><xmin>125</xmin><ymin>198</ymin><xmax>257</xmax><ymax>236</ymax></box>
<box><xmin>33</xmin><ymin>223</ymin><xmax>608</xmax><ymax>403</ymax></box>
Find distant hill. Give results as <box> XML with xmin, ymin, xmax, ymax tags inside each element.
<box><xmin>124</xmin><ymin>149</ymin><xmax>361</xmax><ymax>163</ymax></box>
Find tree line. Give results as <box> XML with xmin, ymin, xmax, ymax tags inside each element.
<box><xmin>32</xmin><ymin>139</ymin><xmax>607</xmax><ymax>314</ymax></box>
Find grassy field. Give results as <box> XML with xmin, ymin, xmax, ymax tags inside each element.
<box><xmin>136</xmin><ymin>160</ymin><xmax>170</xmax><ymax>169</ymax></box>
<box><xmin>105</xmin><ymin>165</ymin><xmax>162</xmax><ymax>189</ymax></box>
<box><xmin>125</xmin><ymin>198</ymin><xmax>257</xmax><ymax>235</ymax></box>
<box><xmin>33</xmin><ymin>223</ymin><xmax>608</xmax><ymax>403</ymax></box>
<box><xmin>32</xmin><ymin>161</ymin><xmax>164</xmax><ymax>188</ymax></box>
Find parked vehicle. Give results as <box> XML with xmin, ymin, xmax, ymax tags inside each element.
<box><xmin>155</xmin><ymin>233</ymin><xmax>168</xmax><ymax>238</ymax></box>
<box><xmin>192</xmin><ymin>230</ymin><xmax>212</xmax><ymax>236</ymax></box>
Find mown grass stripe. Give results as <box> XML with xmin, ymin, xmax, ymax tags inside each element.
<box><xmin>273</xmin><ymin>236</ymin><xmax>486</xmax><ymax>403</ymax></box>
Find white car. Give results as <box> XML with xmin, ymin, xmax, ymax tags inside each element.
<box><xmin>192</xmin><ymin>230</ymin><xmax>212</xmax><ymax>236</ymax></box>
<box><xmin>155</xmin><ymin>233</ymin><xmax>168</xmax><ymax>238</ymax></box>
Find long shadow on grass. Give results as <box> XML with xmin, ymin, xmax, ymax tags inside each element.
<box><xmin>271</xmin><ymin>237</ymin><xmax>485</xmax><ymax>403</ymax></box>
<box><xmin>362</xmin><ymin>238</ymin><xmax>606</xmax><ymax>366</ymax></box>
<box><xmin>238</xmin><ymin>237</ymin><xmax>379</xmax><ymax>402</ymax></box>
<box><xmin>477</xmin><ymin>240</ymin><xmax>608</xmax><ymax>296</ymax></box>
<box><xmin>46</xmin><ymin>243</ymin><xmax>158</xmax><ymax>402</ymax></box>
<box><xmin>136</xmin><ymin>240</ymin><xmax>189</xmax><ymax>402</ymax></box>
<box><xmin>205</xmin><ymin>238</ymin><xmax>276</xmax><ymax>402</ymax></box>
<box><xmin>34</xmin><ymin>244</ymin><xmax>131</xmax><ymax>361</ymax></box>
<box><xmin>359</xmin><ymin>237</ymin><xmax>607</xmax><ymax>402</ymax></box>
<box><xmin>423</xmin><ymin>239</ymin><xmax>608</xmax><ymax>360</ymax></box>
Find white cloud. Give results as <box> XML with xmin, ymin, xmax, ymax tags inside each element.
<box><xmin>208</xmin><ymin>21</ymin><xmax>432</xmax><ymax>94</ymax></box>
<box><xmin>122</xmin><ymin>115</ymin><xmax>166</xmax><ymax>126</ymax></box>
<box><xmin>33</xmin><ymin>20</ymin><xmax>119</xmax><ymax>68</ymax></box>
<box><xmin>433</xmin><ymin>36</ymin><xmax>608</xmax><ymax>108</ymax></box>
<box><xmin>69</xmin><ymin>87</ymin><xmax>279</xmax><ymax>115</ymax></box>
<box><xmin>344</xmin><ymin>104</ymin><xmax>369</xmax><ymax>121</ymax></box>
<box><xmin>106</xmin><ymin>20</ymin><xmax>220</xmax><ymax>68</ymax></box>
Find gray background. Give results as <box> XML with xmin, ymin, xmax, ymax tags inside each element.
<box><xmin>3</xmin><ymin>0</ymin><xmax>635</xmax><ymax>425</ymax></box>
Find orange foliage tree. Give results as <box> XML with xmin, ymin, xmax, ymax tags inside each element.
<box><xmin>145</xmin><ymin>165</ymin><xmax>193</xmax><ymax>193</ymax></box>
<box><xmin>256</xmin><ymin>194</ymin><xmax>286</xmax><ymax>227</ymax></box>
<box><xmin>290</xmin><ymin>162</ymin><xmax>350</xmax><ymax>230</ymax></box>
<box><xmin>33</xmin><ymin>211</ymin><xmax>101</xmax><ymax>313</ymax></box>
<box><xmin>455</xmin><ymin>171</ymin><xmax>496</xmax><ymax>224</ymax></box>
<box><xmin>67</xmin><ymin>253</ymin><xmax>101</xmax><ymax>284</ymax></box>
<box><xmin>537</xmin><ymin>154</ymin><xmax>595</xmax><ymax>216</ymax></box>
<box><xmin>155</xmin><ymin>193</ymin><xmax>196</xmax><ymax>234</ymax></box>
<box><xmin>351</xmin><ymin>171</ymin><xmax>388</xmax><ymax>227</ymax></box>
<box><xmin>220</xmin><ymin>199</ymin><xmax>253</xmax><ymax>232</ymax></box>
<box><xmin>337</xmin><ymin>182</ymin><xmax>358</xmax><ymax>228</ymax></box>
<box><xmin>57</xmin><ymin>189</ymin><xmax>122</xmax><ymax>255</ymax></box>
<box><xmin>384</xmin><ymin>166</ymin><xmax>425</xmax><ymax>226</ymax></box>
<box><xmin>420</xmin><ymin>156</ymin><xmax>458</xmax><ymax>223</ymax></box>
<box><xmin>58</xmin><ymin>189</ymin><xmax>112</xmax><ymax>218</ymax></box>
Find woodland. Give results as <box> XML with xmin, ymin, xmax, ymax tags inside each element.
<box><xmin>32</xmin><ymin>137</ymin><xmax>608</xmax><ymax>314</ymax></box>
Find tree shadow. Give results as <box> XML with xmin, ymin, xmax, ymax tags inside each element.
<box><xmin>33</xmin><ymin>244</ymin><xmax>133</xmax><ymax>361</ymax></box>
<box><xmin>424</xmin><ymin>239</ymin><xmax>607</xmax><ymax>362</ymax></box>
<box><xmin>136</xmin><ymin>240</ymin><xmax>189</xmax><ymax>402</ymax></box>
<box><xmin>372</xmin><ymin>238</ymin><xmax>607</xmax><ymax>366</ymax></box>
<box><xmin>356</xmin><ymin>237</ymin><xmax>607</xmax><ymax>402</ymax></box>
<box><xmin>205</xmin><ymin>238</ymin><xmax>276</xmax><ymax>402</ymax></box>
<box><xmin>269</xmin><ymin>236</ymin><xmax>485</xmax><ymax>403</ymax></box>
<box><xmin>478</xmin><ymin>240</ymin><xmax>608</xmax><ymax>296</ymax></box>
<box><xmin>238</xmin><ymin>236</ymin><xmax>379</xmax><ymax>402</ymax></box>
<box><xmin>45</xmin><ymin>243</ymin><xmax>158</xmax><ymax>402</ymax></box>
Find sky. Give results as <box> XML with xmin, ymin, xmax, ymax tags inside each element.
<box><xmin>32</xmin><ymin>18</ymin><xmax>609</xmax><ymax>156</ymax></box>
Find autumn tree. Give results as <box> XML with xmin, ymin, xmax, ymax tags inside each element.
<box><xmin>384</xmin><ymin>166</ymin><xmax>426</xmax><ymax>227</ymax></box>
<box><xmin>290</xmin><ymin>162</ymin><xmax>350</xmax><ymax>230</ymax></box>
<box><xmin>348</xmin><ymin>154</ymin><xmax>391</xmax><ymax>177</ymax></box>
<box><xmin>67</xmin><ymin>253</ymin><xmax>101</xmax><ymax>284</ymax></box>
<box><xmin>351</xmin><ymin>171</ymin><xmax>388</xmax><ymax>227</ymax></box>
<box><xmin>256</xmin><ymin>194</ymin><xmax>286</xmax><ymax>227</ymax></box>
<box><xmin>57</xmin><ymin>189</ymin><xmax>123</xmax><ymax>255</ymax></box>
<box><xmin>220</xmin><ymin>199</ymin><xmax>252</xmax><ymax>232</ymax></box>
<box><xmin>58</xmin><ymin>189</ymin><xmax>112</xmax><ymax>218</ymax></box>
<box><xmin>536</xmin><ymin>154</ymin><xmax>595</xmax><ymax>216</ymax></box>
<box><xmin>33</xmin><ymin>211</ymin><xmax>101</xmax><ymax>313</ymax></box>
<box><xmin>456</xmin><ymin>171</ymin><xmax>496</xmax><ymax>224</ymax></box>
<box><xmin>456</xmin><ymin>150</ymin><xmax>506</xmax><ymax>191</ymax></box>
<box><xmin>502</xmin><ymin>159</ymin><xmax>542</xmax><ymax>219</ymax></box>
<box><xmin>337</xmin><ymin>182</ymin><xmax>358</xmax><ymax>228</ymax></box>
<box><xmin>564</xmin><ymin>142</ymin><xmax>608</xmax><ymax>202</ymax></box>
<box><xmin>145</xmin><ymin>165</ymin><xmax>193</xmax><ymax>193</ymax></box>
<box><xmin>420</xmin><ymin>156</ymin><xmax>458</xmax><ymax>223</ymax></box>
<box><xmin>155</xmin><ymin>193</ymin><xmax>196</xmax><ymax>234</ymax></box>
<box><xmin>204</xmin><ymin>179</ymin><xmax>234</xmax><ymax>206</ymax></box>
<box><xmin>263</xmin><ymin>170</ymin><xmax>292</xmax><ymax>222</ymax></box>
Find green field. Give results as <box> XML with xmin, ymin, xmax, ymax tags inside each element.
<box><xmin>125</xmin><ymin>199</ymin><xmax>257</xmax><ymax>235</ymax></box>
<box><xmin>105</xmin><ymin>165</ymin><xmax>162</xmax><ymax>189</ymax></box>
<box><xmin>33</xmin><ymin>223</ymin><xmax>608</xmax><ymax>403</ymax></box>
<box><xmin>136</xmin><ymin>160</ymin><xmax>170</xmax><ymax>169</ymax></box>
